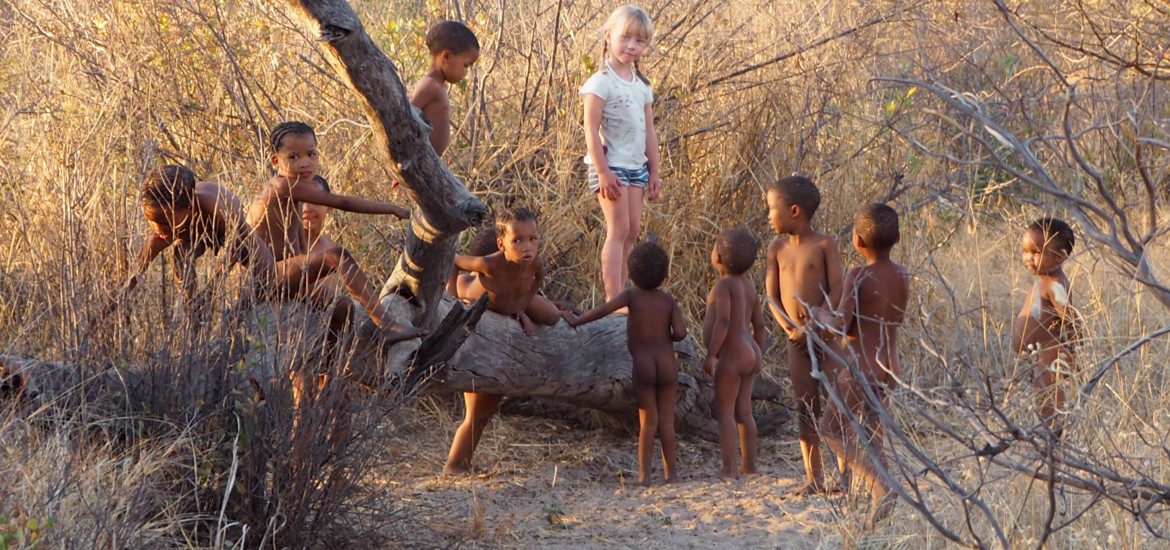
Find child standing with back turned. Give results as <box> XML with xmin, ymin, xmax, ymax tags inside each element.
<box><xmin>411</xmin><ymin>21</ymin><xmax>480</xmax><ymax>156</ymax></box>
<box><xmin>812</xmin><ymin>203</ymin><xmax>908</xmax><ymax>527</ymax></box>
<box><xmin>703</xmin><ymin>229</ymin><xmax>767</xmax><ymax>479</ymax></box>
<box><xmin>568</xmin><ymin>241</ymin><xmax>688</xmax><ymax>485</ymax></box>
<box><xmin>1012</xmin><ymin>217</ymin><xmax>1079</xmax><ymax>434</ymax></box>
<box><xmin>764</xmin><ymin>175</ymin><xmax>845</xmax><ymax>494</ymax></box>
<box><xmin>581</xmin><ymin>5</ymin><xmax>662</xmax><ymax>301</ymax></box>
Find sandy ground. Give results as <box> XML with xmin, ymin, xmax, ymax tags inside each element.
<box><xmin>380</xmin><ymin>400</ymin><xmax>885</xmax><ymax>549</ymax></box>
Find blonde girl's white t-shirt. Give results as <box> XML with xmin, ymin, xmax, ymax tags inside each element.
<box><xmin>579</xmin><ymin>65</ymin><xmax>654</xmax><ymax>170</ymax></box>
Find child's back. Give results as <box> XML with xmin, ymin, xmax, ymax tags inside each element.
<box><xmin>569</xmin><ymin>241</ymin><xmax>686</xmax><ymax>484</ymax></box>
<box><xmin>625</xmin><ymin>287</ymin><xmax>681</xmax><ymax>355</ymax></box>
<box><xmin>411</xmin><ymin>21</ymin><xmax>479</xmax><ymax>156</ymax></box>
<box><xmin>844</xmin><ymin>259</ymin><xmax>909</xmax><ymax>386</ymax></box>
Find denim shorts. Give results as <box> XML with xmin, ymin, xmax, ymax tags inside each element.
<box><xmin>587</xmin><ymin>163</ymin><xmax>650</xmax><ymax>192</ymax></box>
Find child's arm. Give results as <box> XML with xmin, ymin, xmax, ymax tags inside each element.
<box><xmin>279</xmin><ymin>177</ymin><xmax>410</xmax><ymax>219</ymax></box>
<box><xmin>644</xmin><ymin>102</ymin><xmax>662</xmax><ymax>201</ymax></box>
<box><xmin>220</xmin><ymin>195</ymin><xmax>275</xmax><ymax>276</ymax></box>
<box><xmin>822</xmin><ymin>236</ymin><xmax>846</xmax><ymax>308</ymax></box>
<box><xmin>702</xmin><ymin>280</ymin><xmax>732</xmax><ymax>376</ymax></box>
<box><xmin>567</xmin><ymin>290</ymin><xmax>631</xmax><ymax>327</ymax></box>
<box><xmin>583</xmin><ymin>94</ymin><xmax>622</xmax><ymax>200</ymax></box>
<box><xmin>750</xmin><ymin>295</ymin><xmax>766</xmax><ymax>352</ymax></box>
<box><xmin>516</xmin><ymin>261</ymin><xmax>548</xmax><ymax>336</ymax></box>
<box><xmin>411</xmin><ymin>78</ymin><xmax>452</xmax><ymax>156</ymax></box>
<box><xmin>453</xmin><ymin>254</ymin><xmax>491</xmax><ymax>275</ymax></box>
<box><xmin>105</xmin><ymin>234</ymin><xmax>171</xmax><ymax>313</ymax></box>
<box><xmin>670</xmin><ymin>298</ymin><xmax>688</xmax><ymax>342</ymax></box>
<box><xmin>764</xmin><ymin>239</ymin><xmax>797</xmax><ymax>338</ymax></box>
<box><xmin>1043</xmin><ymin>278</ymin><xmax>1082</xmax><ymax>344</ymax></box>
<box><xmin>824</xmin><ymin>267</ymin><xmax>861</xmax><ymax>335</ymax></box>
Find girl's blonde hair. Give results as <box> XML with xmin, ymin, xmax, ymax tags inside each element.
<box><xmin>601</xmin><ymin>5</ymin><xmax>653</xmax><ymax>85</ymax></box>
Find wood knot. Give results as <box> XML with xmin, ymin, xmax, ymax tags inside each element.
<box><xmin>319</xmin><ymin>24</ymin><xmax>352</xmax><ymax>43</ymax></box>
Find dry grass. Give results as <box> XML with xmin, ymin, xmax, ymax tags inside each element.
<box><xmin>1</xmin><ymin>0</ymin><xmax>1169</xmax><ymax>546</ymax></box>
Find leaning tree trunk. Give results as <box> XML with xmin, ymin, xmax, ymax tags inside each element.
<box><xmin>282</xmin><ymin>0</ymin><xmax>486</xmax><ymax>331</ymax></box>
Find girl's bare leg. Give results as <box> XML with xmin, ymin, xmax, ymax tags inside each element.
<box><xmin>280</xmin><ymin>250</ymin><xmax>426</xmax><ymax>344</ymax></box>
<box><xmin>622</xmin><ymin>187</ymin><xmax>644</xmax><ymax>287</ymax></box>
<box><xmin>597</xmin><ymin>189</ymin><xmax>633</xmax><ymax>301</ymax></box>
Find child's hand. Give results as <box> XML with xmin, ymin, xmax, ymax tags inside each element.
<box><xmin>809</xmin><ymin>306</ymin><xmax>844</xmax><ymax>336</ymax></box>
<box><xmin>647</xmin><ymin>174</ymin><xmax>662</xmax><ymax>201</ymax></box>
<box><xmin>519</xmin><ymin>311</ymin><xmax>536</xmax><ymax>336</ymax></box>
<box><xmin>786</xmin><ymin>325</ymin><xmax>807</xmax><ymax>346</ymax></box>
<box><xmin>598</xmin><ymin>169</ymin><xmax>623</xmax><ymax>201</ymax></box>
<box><xmin>561</xmin><ymin>310</ymin><xmax>579</xmax><ymax>327</ymax></box>
<box><xmin>703</xmin><ymin>355</ymin><xmax>716</xmax><ymax>377</ymax></box>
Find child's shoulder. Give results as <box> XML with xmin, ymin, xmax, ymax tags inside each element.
<box><xmin>810</xmin><ymin>230</ymin><xmax>840</xmax><ymax>250</ymax></box>
<box><xmin>1038</xmin><ymin>274</ymin><xmax>1072</xmax><ymax>304</ymax></box>
<box><xmin>413</xmin><ymin>75</ymin><xmax>448</xmax><ymax>100</ymax></box>
<box><xmin>194</xmin><ymin>181</ymin><xmax>242</xmax><ymax>209</ymax></box>
<box><xmin>766</xmin><ymin>235</ymin><xmax>790</xmax><ymax>252</ymax></box>
<box><xmin>580</xmin><ymin>70</ymin><xmax>617</xmax><ymax>95</ymax></box>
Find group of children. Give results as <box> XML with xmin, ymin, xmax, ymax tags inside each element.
<box><xmin>109</xmin><ymin>3</ymin><xmax>1083</xmax><ymax>527</ymax></box>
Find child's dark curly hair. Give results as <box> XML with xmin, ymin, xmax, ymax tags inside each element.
<box><xmin>269</xmin><ymin>121</ymin><xmax>316</xmax><ymax>152</ymax></box>
<box><xmin>141</xmin><ymin>164</ymin><xmax>197</xmax><ymax>212</ymax></box>
<box><xmin>854</xmin><ymin>203</ymin><xmax>900</xmax><ymax>251</ymax></box>
<box><xmin>765</xmin><ymin>175</ymin><xmax>820</xmax><ymax>217</ymax></box>
<box><xmin>716</xmin><ymin>228</ymin><xmax>759</xmax><ymax>275</ymax></box>
<box><xmin>628</xmin><ymin>241</ymin><xmax>670</xmax><ymax>290</ymax></box>
<box><xmin>1028</xmin><ymin>217</ymin><xmax>1075</xmax><ymax>255</ymax></box>
<box><xmin>494</xmin><ymin>207</ymin><xmax>538</xmax><ymax>237</ymax></box>
<box><xmin>426</xmin><ymin>21</ymin><xmax>480</xmax><ymax>56</ymax></box>
<box><xmin>468</xmin><ymin>226</ymin><xmax>499</xmax><ymax>256</ymax></box>
<box><xmin>314</xmin><ymin>174</ymin><xmax>331</xmax><ymax>193</ymax></box>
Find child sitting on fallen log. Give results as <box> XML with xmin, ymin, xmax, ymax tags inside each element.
<box><xmin>567</xmin><ymin>241</ymin><xmax>688</xmax><ymax>485</ymax></box>
<box><xmin>443</xmin><ymin>207</ymin><xmax>563</xmax><ymax>476</ymax></box>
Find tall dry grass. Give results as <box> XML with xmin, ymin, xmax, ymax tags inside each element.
<box><xmin>1</xmin><ymin>0</ymin><xmax>1168</xmax><ymax>546</ymax></box>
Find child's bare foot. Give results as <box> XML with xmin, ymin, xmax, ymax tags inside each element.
<box><xmin>791</xmin><ymin>481</ymin><xmax>829</xmax><ymax>496</ymax></box>
<box><xmin>380</xmin><ymin>322</ymin><xmax>428</xmax><ymax>344</ymax></box>
<box><xmin>718</xmin><ymin>468</ymin><xmax>740</xmax><ymax>480</ymax></box>
<box><xmin>442</xmin><ymin>462</ymin><xmax>472</xmax><ymax>477</ymax></box>
<box><xmin>864</xmin><ymin>491</ymin><xmax>896</xmax><ymax>529</ymax></box>
<box><xmin>637</xmin><ymin>475</ymin><xmax>652</xmax><ymax>487</ymax></box>
<box><xmin>741</xmin><ymin>465</ymin><xmax>758</xmax><ymax>476</ymax></box>
<box><xmin>664</xmin><ymin>474</ymin><xmax>681</xmax><ymax>484</ymax></box>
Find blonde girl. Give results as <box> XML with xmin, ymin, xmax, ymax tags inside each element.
<box><xmin>581</xmin><ymin>5</ymin><xmax>661</xmax><ymax>301</ymax></box>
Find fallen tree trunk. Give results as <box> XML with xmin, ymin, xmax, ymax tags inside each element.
<box><xmin>404</xmin><ymin>298</ymin><xmax>791</xmax><ymax>441</ymax></box>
